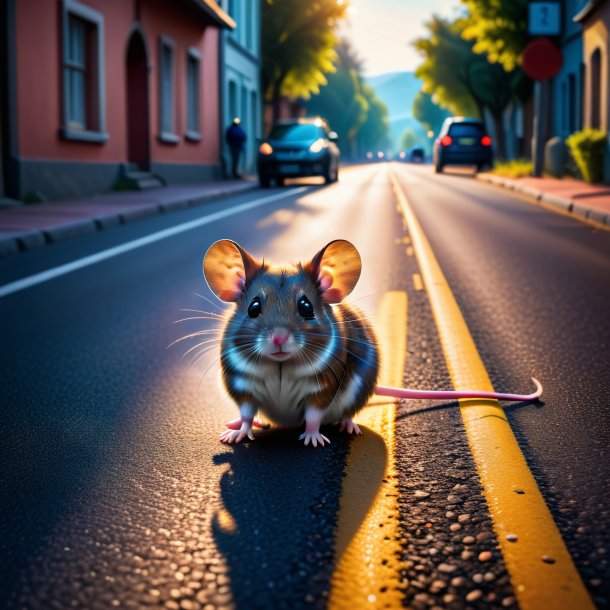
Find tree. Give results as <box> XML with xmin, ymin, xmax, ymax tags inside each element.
<box><xmin>413</xmin><ymin>16</ymin><xmax>514</xmax><ymax>159</ymax></box>
<box><xmin>262</xmin><ymin>0</ymin><xmax>349</xmax><ymax>120</ymax></box>
<box><xmin>412</xmin><ymin>91</ymin><xmax>450</xmax><ymax>136</ymax></box>
<box><xmin>401</xmin><ymin>129</ymin><xmax>418</xmax><ymax>151</ymax></box>
<box><xmin>357</xmin><ymin>84</ymin><xmax>389</xmax><ymax>155</ymax></box>
<box><xmin>461</xmin><ymin>0</ymin><xmax>529</xmax><ymax>72</ymax></box>
<box><xmin>305</xmin><ymin>41</ymin><xmax>388</xmax><ymax>159</ymax></box>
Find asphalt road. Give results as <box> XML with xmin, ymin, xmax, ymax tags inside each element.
<box><xmin>1</xmin><ymin>163</ymin><xmax>608</xmax><ymax>609</ymax></box>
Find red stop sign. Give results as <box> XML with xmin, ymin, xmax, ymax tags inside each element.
<box><xmin>522</xmin><ymin>38</ymin><xmax>563</xmax><ymax>81</ymax></box>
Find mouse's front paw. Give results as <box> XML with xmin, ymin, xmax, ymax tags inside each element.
<box><xmin>298</xmin><ymin>430</ymin><xmax>330</xmax><ymax>447</ymax></box>
<box><xmin>219</xmin><ymin>427</ymin><xmax>254</xmax><ymax>444</ymax></box>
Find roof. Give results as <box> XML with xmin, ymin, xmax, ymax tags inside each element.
<box><xmin>574</xmin><ymin>0</ymin><xmax>604</xmax><ymax>23</ymax></box>
<box><xmin>183</xmin><ymin>0</ymin><xmax>236</xmax><ymax>29</ymax></box>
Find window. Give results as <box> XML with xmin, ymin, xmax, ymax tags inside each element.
<box><xmin>185</xmin><ymin>48</ymin><xmax>201</xmax><ymax>141</ymax></box>
<box><xmin>228</xmin><ymin>80</ymin><xmax>237</xmax><ymax>120</ymax></box>
<box><xmin>568</xmin><ymin>73</ymin><xmax>576</xmax><ymax>133</ymax></box>
<box><xmin>61</xmin><ymin>0</ymin><xmax>107</xmax><ymax>142</ymax></box>
<box><xmin>251</xmin><ymin>91</ymin><xmax>258</xmax><ymax>139</ymax></box>
<box><xmin>590</xmin><ymin>48</ymin><xmax>601</xmax><ymax>130</ymax></box>
<box><xmin>158</xmin><ymin>36</ymin><xmax>178</xmax><ymax>143</ymax></box>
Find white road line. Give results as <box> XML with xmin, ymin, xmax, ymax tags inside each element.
<box><xmin>0</xmin><ymin>187</ymin><xmax>308</xmax><ymax>299</ymax></box>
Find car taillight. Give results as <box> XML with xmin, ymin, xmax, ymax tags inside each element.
<box><xmin>481</xmin><ymin>135</ymin><xmax>492</xmax><ymax>147</ymax></box>
<box><xmin>259</xmin><ymin>142</ymin><xmax>273</xmax><ymax>155</ymax></box>
<box><xmin>309</xmin><ymin>138</ymin><xmax>326</xmax><ymax>153</ymax></box>
<box><xmin>440</xmin><ymin>135</ymin><xmax>453</xmax><ymax>146</ymax></box>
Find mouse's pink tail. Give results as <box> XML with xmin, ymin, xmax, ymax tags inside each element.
<box><xmin>375</xmin><ymin>377</ymin><xmax>543</xmax><ymax>402</ymax></box>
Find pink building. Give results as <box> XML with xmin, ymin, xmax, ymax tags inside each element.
<box><xmin>0</xmin><ymin>0</ymin><xmax>234</xmax><ymax>201</ymax></box>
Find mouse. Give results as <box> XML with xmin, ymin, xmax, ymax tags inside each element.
<box><xmin>202</xmin><ymin>239</ymin><xmax>542</xmax><ymax>447</ymax></box>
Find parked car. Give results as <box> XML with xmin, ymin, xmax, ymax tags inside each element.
<box><xmin>433</xmin><ymin>117</ymin><xmax>493</xmax><ymax>173</ymax></box>
<box><xmin>257</xmin><ymin>118</ymin><xmax>340</xmax><ymax>187</ymax></box>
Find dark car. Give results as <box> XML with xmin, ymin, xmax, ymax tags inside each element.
<box><xmin>407</xmin><ymin>146</ymin><xmax>425</xmax><ymax>163</ymax></box>
<box><xmin>258</xmin><ymin>118</ymin><xmax>340</xmax><ymax>187</ymax></box>
<box><xmin>433</xmin><ymin>117</ymin><xmax>493</xmax><ymax>173</ymax></box>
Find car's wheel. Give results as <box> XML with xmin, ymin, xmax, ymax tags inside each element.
<box><xmin>435</xmin><ymin>163</ymin><xmax>443</xmax><ymax>174</ymax></box>
<box><xmin>324</xmin><ymin>163</ymin><xmax>338</xmax><ymax>184</ymax></box>
<box><xmin>259</xmin><ymin>175</ymin><xmax>271</xmax><ymax>188</ymax></box>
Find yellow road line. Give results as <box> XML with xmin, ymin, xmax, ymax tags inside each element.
<box><xmin>329</xmin><ymin>291</ymin><xmax>408</xmax><ymax>609</ymax></box>
<box><xmin>412</xmin><ymin>273</ymin><xmax>423</xmax><ymax>291</ymax></box>
<box><xmin>390</xmin><ymin>167</ymin><xmax>595</xmax><ymax>610</ymax></box>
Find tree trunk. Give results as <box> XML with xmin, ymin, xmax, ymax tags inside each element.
<box><xmin>491</xmin><ymin>112</ymin><xmax>506</xmax><ymax>162</ymax></box>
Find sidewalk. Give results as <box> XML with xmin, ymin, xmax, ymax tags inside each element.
<box><xmin>476</xmin><ymin>173</ymin><xmax>610</xmax><ymax>228</ymax></box>
<box><xmin>0</xmin><ymin>179</ymin><xmax>258</xmax><ymax>258</ymax></box>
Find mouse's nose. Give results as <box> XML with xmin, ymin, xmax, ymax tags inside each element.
<box><xmin>271</xmin><ymin>327</ymin><xmax>290</xmax><ymax>346</ymax></box>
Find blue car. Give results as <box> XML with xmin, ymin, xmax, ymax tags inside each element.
<box><xmin>433</xmin><ymin>117</ymin><xmax>493</xmax><ymax>174</ymax></box>
<box><xmin>257</xmin><ymin>118</ymin><xmax>340</xmax><ymax>187</ymax></box>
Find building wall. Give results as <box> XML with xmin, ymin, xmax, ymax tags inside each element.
<box><xmin>551</xmin><ymin>0</ymin><xmax>587</xmax><ymax>139</ymax></box>
<box><xmin>581</xmin><ymin>1</ymin><xmax>610</xmax><ymax>182</ymax></box>
<box><xmin>142</xmin><ymin>0</ymin><xmax>220</xmax><ymax>167</ymax></box>
<box><xmin>220</xmin><ymin>0</ymin><xmax>261</xmax><ymax>175</ymax></box>
<box><xmin>582</xmin><ymin>2</ymin><xmax>609</xmax><ymax>131</ymax></box>
<box><xmin>14</xmin><ymin>0</ymin><xmax>225</xmax><ymax>200</ymax></box>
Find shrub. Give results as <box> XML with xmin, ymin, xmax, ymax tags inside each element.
<box><xmin>566</xmin><ymin>128</ymin><xmax>606</xmax><ymax>184</ymax></box>
<box><xmin>490</xmin><ymin>159</ymin><xmax>533</xmax><ymax>178</ymax></box>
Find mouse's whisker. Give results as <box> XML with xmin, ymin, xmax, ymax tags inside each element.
<box><xmin>180</xmin><ymin>307</ymin><xmax>228</xmax><ymax>320</ymax></box>
<box><xmin>168</xmin><ymin>329</ymin><xmax>222</xmax><ymax>348</ymax></box>
<box><xmin>173</xmin><ymin>316</ymin><xmax>224</xmax><ymax>325</ymax></box>
<box><xmin>193</xmin><ymin>292</ymin><xmax>227</xmax><ymax>313</ymax></box>
<box><xmin>180</xmin><ymin>337</ymin><xmax>223</xmax><ymax>361</ymax></box>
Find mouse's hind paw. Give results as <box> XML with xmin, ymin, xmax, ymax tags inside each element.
<box><xmin>338</xmin><ymin>417</ymin><xmax>362</xmax><ymax>436</ymax></box>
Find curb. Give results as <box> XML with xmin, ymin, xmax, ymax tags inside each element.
<box><xmin>0</xmin><ymin>182</ymin><xmax>258</xmax><ymax>259</ymax></box>
<box><xmin>475</xmin><ymin>174</ymin><xmax>609</xmax><ymax>227</ymax></box>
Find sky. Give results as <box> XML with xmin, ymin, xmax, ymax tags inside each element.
<box><xmin>338</xmin><ymin>0</ymin><xmax>463</xmax><ymax>76</ymax></box>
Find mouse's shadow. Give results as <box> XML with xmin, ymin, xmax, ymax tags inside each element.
<box><xmin>210</xmin><ymin>425</ymin><xmax>387</xmax><ymax>608</ymax></box>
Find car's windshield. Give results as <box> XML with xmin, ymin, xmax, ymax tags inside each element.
<box><xmin>448</xmin><ymin>123</ymin><xmax>485</xmax><ymax>137</ymax></box>
<box><xmin>269</xmin><ymin>124</ymin><xmax>322</xmax><ymax>141</ymax></box>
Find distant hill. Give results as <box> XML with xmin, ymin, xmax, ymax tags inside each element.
<box><xmin>366</xmin><ymin>72</ymin><xmax>428</xmax><ymax>152</ymax></box>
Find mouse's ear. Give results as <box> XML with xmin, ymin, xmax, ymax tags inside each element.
<box><xmin>203</xmin><ymin>240</ymin><xmax>261</xmax><ymax>302</ymax></box>
<box><xmin>307</xmin><ymin>240</ymin><xmax>362</xmax><ymax>303</ymax></box>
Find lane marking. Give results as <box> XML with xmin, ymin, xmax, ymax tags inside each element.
<box><xmin>0</xmin><ymin>187</ymin><xmax>309</xmax><ymax>299</ymax></box>
<box><xmin>329</xmin><ymin>291</ymin><xmax>408</xmax><ymax>609</ymax></box>
<box><xmin>390</xmin><ymin>167</ymin><xmax>595</xmax><ymax>610</ymax></box>
<box><xmin>412</xmin><ymin>273</ymin><xmax>423</xmax><ymax>291</ymax></box>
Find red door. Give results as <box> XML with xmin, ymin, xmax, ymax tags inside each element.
<box><xmin>126</xmin><ymin>31</ymin><xmax>150</xmax><ymax>169</ymax></box>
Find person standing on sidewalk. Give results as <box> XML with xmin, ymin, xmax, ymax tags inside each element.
<box><xmin>225</xmin><ymin>118</ymin><xmax>247</xmax><ymax>179</ymax></box>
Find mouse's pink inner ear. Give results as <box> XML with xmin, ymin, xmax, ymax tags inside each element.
<box><xmin>308</xmin><ymin>240</ymin><xmax>362</xmax><ymax>303</ymax></box>
<box><xmin>203</xmin><ymin>239</ymin><xmax>259</xmax><ymax>302</ymax></box>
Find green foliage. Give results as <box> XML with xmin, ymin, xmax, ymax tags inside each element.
<box><xmin>358</xmin><ymin>84</ymin><xmax>390</xmax><ymax>153</ymax></box>
<box><xmin>305</xmin><ymin>41</ymin><xmax>389</xmax><ymax>158</ymax></box>
<box><xmin>566</xmin><ymin>129</ymin><xmax>607</xmax><ymax>184</ymax></box>
<box><xmin>401</xmin><ymin>129</ymin><xmax>418</xmax><ymax>151</ymax></box>
<box><xmin>490</xmin><ymin>159</ymin><xmax>532</xmax><ymax>179</ymax></box>
<box><xmin>413</xmin><ymin>17</ymin><xmax>480</xmax><ymax>118</ymax></box>
<box><xmin>261</xmin><ymin>0</ymin><xmax>348</xmax><ymax>106</ymax></box>
<box><xmin>461</xmin><ymin>0</ymin><xmax>529</xmax><ymax>72</ymax></box>
<box><xmin>413</xmin><ymin>15</ymin><xmax>524</xmax><ymax>160</ymax></box>
<box><xmin>412</xmin><ymin>91</ymin><xmax>450</xmax><ymax>135</ymax></box>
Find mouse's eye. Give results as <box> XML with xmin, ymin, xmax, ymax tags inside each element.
<box><xmin>248</xmin><ymin>297</ymin><xmax>262</xmax><ymax>318</ymax></box>
<box><xmin>297</xmin><ymin>295</ymin><xmax>315</xmax><ymax>320</ymax></box>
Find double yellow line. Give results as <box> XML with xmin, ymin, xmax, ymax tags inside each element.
<box><xmin>329</xmin><ymin>167</ymin><xmax>594</xmax><ymax>610</ymax></box>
